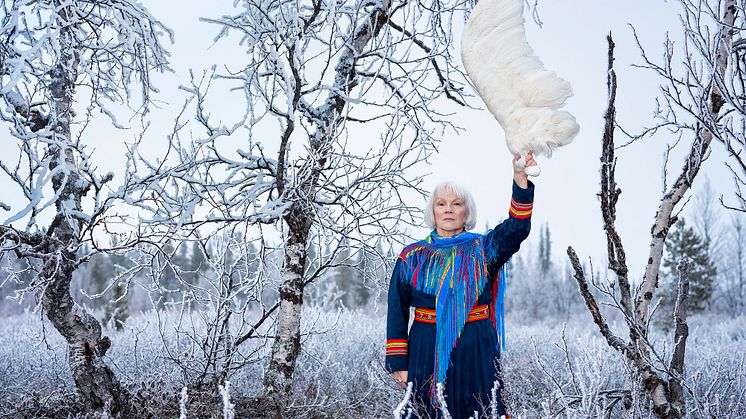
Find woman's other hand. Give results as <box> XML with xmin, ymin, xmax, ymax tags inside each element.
<box><xmin>391</xmin><ymin>370</ymin><xmax>408</xmax><ymax>389</ymax></box>
<box><xmin>513</xmin><ymin>152</ymin><xmax>536</xmax><ymax>188</ymax></box>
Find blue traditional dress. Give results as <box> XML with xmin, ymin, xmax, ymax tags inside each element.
<box><xmin>385</xmin><ymin>180</ymin><xmax>534</xmax><ymax>419</ymax></box>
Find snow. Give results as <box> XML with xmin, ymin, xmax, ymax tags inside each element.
<box><xmin>0</xmin><ymin>307</ymin><xmax>743</xmax><ymax>417</ymax></box>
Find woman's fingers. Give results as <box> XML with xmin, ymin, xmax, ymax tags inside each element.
<box><xmin>513</xmin><ymin>152</ymin><xmax>537</xmax><ymax>168</ymax></box>
<box><xmin>525</xmin><ymin>152</ymin><xmax>537</xmax><ymax>166</ymax></box>
<box><xmin>392</xmin><ymin>371</ymin><xmax>408</xmax><ymax>389</ymax></box>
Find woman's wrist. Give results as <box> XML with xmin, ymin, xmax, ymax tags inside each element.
<box><xmin>513</xmin><ymin>172</ymin><xmax>529</xmax><ymax>189</ymax></box>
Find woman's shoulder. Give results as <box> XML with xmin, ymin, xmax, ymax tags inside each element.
<box><xmin>398</xmin><ymin>240</ymin><xmax>427</xmax><ymax>259</ymax></box>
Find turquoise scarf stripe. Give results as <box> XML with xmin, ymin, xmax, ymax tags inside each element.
<box><xmin>495</xmin><ymin>261</ymin><xmax>508</xmax><ymax>351</ymax></box>
<box><xmin>398</xmin><ymin>230</ymin><xmax>507</xmax><ymax>389</ymax></box>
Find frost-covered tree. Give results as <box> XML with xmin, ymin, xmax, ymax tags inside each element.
<box><xmin>508</xmin><ymin>225</ymin><xmax>582</xmax><ymax>322</ymax></box>
<box><xmin>88</xmin><ymin>252</ymin><xmax>112</xmax><ymax>299</ymax></box>
<box><xmin>692</xmin><ymin>179</ymin><xmax>721</xmax><ymax>253</ymax></box>
<box><xmin>538</xmin><ymin>223</ymin><xmax>553</xmax><ymax>276</ymax></box>
<box><xmin>0</xmin><ymin>0</ymin><xmax>170</xmax><ymax>413</ymax></box>
<box><xmin>184</xmin><ymin>240</ymin><xmax>208</xmax><ymax>285</ymax></box>
<box><xmin>331</xmin><ymin>239</ymin><xmax>371</xmax><ymax>309</ymax></box>
<box><xmin>567</xmin><ymin>0</ymin><xmax>740</xmax><ymax>413</ymax></box>
<box><xmin>102</xmin><ymin>239</ymin><xmax>130</xmax><ymax>330</ymax></box>
<box><xmin>720</xmin><ymin>213</ymin><xmax>746</xmax><ymax>315</ymax></box>
<box><xmin>122</xmin><ymin>0</ymin><xmax>476</xmax><ymax>409</ymax></box>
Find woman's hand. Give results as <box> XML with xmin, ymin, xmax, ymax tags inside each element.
<box><xmin>513</xmin><ymin>152</ymin><xmax>536</xmax><ymax>188</ymax></box>
<box><xmin>391</xmin><ymin>370</ymin><xmax>408</xmax><ymax>389</ymax></box>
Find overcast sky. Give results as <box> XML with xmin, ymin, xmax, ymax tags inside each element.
<box><xmin>422</xmin><ymin>0</ymin><xmax>733</xmax><ymax>279</ymax></box>
<box><xmin>1</xmin><ymin>0</ymin><xmax>735</xmax><ymax>281</ymax></box>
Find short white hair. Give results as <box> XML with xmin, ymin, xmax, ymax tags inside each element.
<box><xmin>424</xmin><ymin>181</ymin><xmax>477</xmax><ymax>231</ymax></box>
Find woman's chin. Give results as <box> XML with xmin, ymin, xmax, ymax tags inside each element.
<box><xmin>438</xmin><ymin>225</ymin><xmax>465</xmax><ymax>233</ymax></box>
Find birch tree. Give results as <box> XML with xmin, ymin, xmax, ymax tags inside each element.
<box><xmin>0</xmin><ymin>0</ymin><xmax>170</xmax><ymax>413</ymax></box>
<box><xmin>122</xmin><ymin>0</ymin><xmax>477</xmax><ymax>411</ymax></box>
<box><xmin>567</xmin><ymin>1</ymin><xmax>740</xmax><ymax>417</ymax></box>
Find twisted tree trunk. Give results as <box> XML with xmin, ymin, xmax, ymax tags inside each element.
<box><xmin>41</xmin><ymin>243</ymin><xmax>127</xmax><ymax>412</ymax></box>
<box><xmin>37</xmin><ymin>2</ymin><xmax>129</xmax><ymax>413</ymax></box>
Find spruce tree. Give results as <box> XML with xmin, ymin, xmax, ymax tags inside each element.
<box><xmin>659</xmin><ymin>218</ymin><xmax>716</xmax><ymax>327</ymax></box>
<box><xmin>89</xmin><ymin>252</ymin><xmax>111</xmax><ymax>299</ymax></box>
<box><xmin>333</xmin><ymin>239</ymin><xmax>359</xmax><ymax>308</ymax></box>
<box><xmin>155</xmin><ymin>240</ymin><xmax>182</xmax><ymax>310</ymax></box>
<box><xmin>538</xmin><ymin>223</ymin><xmax>553</xmax><ymax>276</ymax></box>
<box><xmin>104</xmin><ymin>248</ymin><xmax>130</xmax><ymax>330</ymax></box>
<box><xmin>185</xmin><ymin>240</ymin><xmax>207</xmax><ymax>286</ymax></box>
<box><xmin>246</xmin><ymin>240</ymin><xmax>261</xmax><ymax>282</ymax></box>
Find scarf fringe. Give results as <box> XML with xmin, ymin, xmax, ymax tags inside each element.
<box><xmin>398</xmin><ymin>231</ymin><xmax>507</xmax><ymax>398</ymax></box>
<box><xmin>491</xmin><ymin>260</ymin><xmax>509</xmax><ymax>352</ymax></box>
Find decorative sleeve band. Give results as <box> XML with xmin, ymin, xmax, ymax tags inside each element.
<box><xmin>509</xmin><ymin>198</ymin><xmax>533</xmax><ymax>219</ymax></box>
<box><xmin>386</xmin><ymin>339</ymin><xmax>408</xmax><ymax>356</ymax></box>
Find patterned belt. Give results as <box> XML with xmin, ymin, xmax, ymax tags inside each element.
<box><xmin>414</xmin><ymin>304</ymin><xmax>490</xmax><ymax>324</ymax></box>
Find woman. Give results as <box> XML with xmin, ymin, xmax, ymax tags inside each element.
<box><xmin>385</xmin><ymin>153</ymin><xmax>536</xmax><ymax>418</ymax></box>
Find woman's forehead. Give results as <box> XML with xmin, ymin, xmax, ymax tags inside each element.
<box><xmin>435</xmin><ymin>190</ymin><xmax>464</xmax><ymax>201</ymax></box>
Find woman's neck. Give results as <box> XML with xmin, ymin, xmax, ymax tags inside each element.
<box><xmin>436</xmin><ymin>227</ymin><xmax>465</xmax><ymax>238</ymax></box>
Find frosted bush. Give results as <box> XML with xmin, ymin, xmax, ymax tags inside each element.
<box><xmin>0</xmin><ymin>306</ymin><xmax>744</xmax><ymax>417</ymax></box>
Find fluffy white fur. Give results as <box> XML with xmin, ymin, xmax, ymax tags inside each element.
<box><xmin>461</xmin><ymin>0</ymin><xmax>579</xmax><ymax>176</ymax></box>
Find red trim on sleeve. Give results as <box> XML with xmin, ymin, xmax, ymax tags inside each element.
<box><xmin>386</xmin><ymin>339</ymin><xmax>408</xmax><ymax>356</ymax></box>
<box><xmin>509</xmin><ymin>198</ymin><xmax>533</xmax><ymax>219</ymax></box>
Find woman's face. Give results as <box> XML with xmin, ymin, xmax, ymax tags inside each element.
<box><xmin>433</xmin><ymin>190</ymin><xmax>467</xmax><ymax>235</ymax></box>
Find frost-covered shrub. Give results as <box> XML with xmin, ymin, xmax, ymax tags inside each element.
<box><xmin>1</xmin><ymin>308</ymin><xmax>744</xmax><ymax>417</ymax></box>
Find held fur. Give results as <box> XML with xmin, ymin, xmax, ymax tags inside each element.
<box><xmin>461</xmin><ymin>0</ymin><xmax>579</xmax><ymax>175</ymax></box>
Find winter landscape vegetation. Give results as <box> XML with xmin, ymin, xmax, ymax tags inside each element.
<box><xmin>1</xmin><ymin>0</ymin><xmax>746</xmax><ymax>417</ymax></box>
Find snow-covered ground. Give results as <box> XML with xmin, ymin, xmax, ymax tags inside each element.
<box><xmin>1</xmin><ymin>307</ymin><xmax>744</xmax><ymax>418</ymax></box>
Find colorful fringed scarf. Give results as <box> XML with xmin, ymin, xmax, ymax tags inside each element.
<box><xmin>398</xmin><ymin>229</ymin><xmax>509</xmax><ymax>397</ymax></box>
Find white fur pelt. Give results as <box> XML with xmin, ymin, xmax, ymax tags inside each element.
<box><xmin>461</xmin><ymin>0</ymin><xmax>579</xmax><ymax>176</ymax></box>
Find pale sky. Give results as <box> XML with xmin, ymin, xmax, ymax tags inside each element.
<box><xmin>420</xmin><ymin>0</ymin><xmax>732</xmax><ymax>279</ymax></box>
<box><xmin>1</xmin><ymin>0</ymin><xmax>734</xmax><ymax>281</ymax></box>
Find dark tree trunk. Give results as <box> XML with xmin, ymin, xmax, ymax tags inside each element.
<box><xmin>39</xmin><ymin>4</ymin><xmax>129</xmax><ymax>410</ymax></box>
<box><xmin>668</xmin><ymin>259</ymin><xmax>690</xmax><ymax>416</ymax></box>
<box><xmin>41</xmin><ymin>245</ymin><xmax>128</xmax><ymax>413</ymax></box>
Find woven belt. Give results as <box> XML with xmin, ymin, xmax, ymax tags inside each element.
<box><xmin>414</xmin><ymin>304</ymin><xmax>490</xmax><ymax>324</ymax></box>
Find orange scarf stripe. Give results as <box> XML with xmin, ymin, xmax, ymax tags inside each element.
<box><xmin>414</xmin><ymin>304</ymin><xmax>490</xmax><ymax>324</ymax></box>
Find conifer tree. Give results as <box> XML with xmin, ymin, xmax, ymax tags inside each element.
<box><xmin>659</xmin><ymin>218</ymin><xmax>716</xmax><ymax>327</ymax></box>
<box><xmin>102</xmin><ymin>238</ymin><xmax>129</xmax><ymax>330</ymax></box>
<box><xmin>333</xmin><ymin>239</ymin><xmax>360</xmax><ymax>308</ymax></box>
<box><xmin>539</xmin><ymin>223</ymin><xmax>553</xmax><ymax>276</ymax></box>
<box><xmin>185</xmin><ymin>240</ymin><xmax>207</xmax><ymax>286</ymax></box>
<box><xmin>89</xmin><ymin>253</ymin><xmax>111</xmax><ymax>299</ymax></box>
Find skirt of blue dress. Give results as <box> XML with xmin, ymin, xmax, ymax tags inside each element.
<box><xmin>406</xmin><ymin>318</ymin><xmax>507</xmax><ymax>419</ymax></box>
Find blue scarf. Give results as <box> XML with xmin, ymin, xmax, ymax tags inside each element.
<box><xmin>398</xmin><ymin>229</ymin><xmax>508</xmax><ymax>390</ymax></box>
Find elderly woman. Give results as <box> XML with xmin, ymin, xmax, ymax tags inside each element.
<box><xmin>385</xmin><ymin>153</ymin><xmax>536</xmax><ymax>418</ymax></box>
